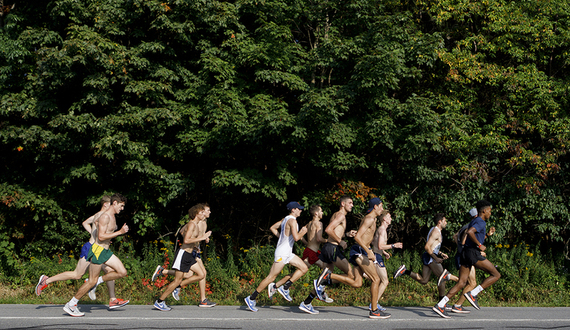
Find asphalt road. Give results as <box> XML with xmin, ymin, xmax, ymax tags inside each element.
<box><xmin>1</xmin><ymin>304</ymin><xmax>570</xmax><ymax>330</ymax></box>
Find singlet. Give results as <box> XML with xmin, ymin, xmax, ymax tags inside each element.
<box><xmin>274</xmin><ymin>215</ymin><xmax>296</xmax><ymax>257</ymax></box>
<box><xmin>427</xmin><ymin>227</ymin><xmax>441</xmax><ymax>254</ymax></box>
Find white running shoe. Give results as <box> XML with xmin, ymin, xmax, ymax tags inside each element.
<box><xmin>63</xmin><ymin>302</ymin><xmax>84</xmax><ymax>317</ymax></box>
<box><xmin>268</xmin><ymin>282</ymin><xmax>276</xmax><ymax>299</ymax></box>
<box><xmin>299</xmin><ymin>301</ymin><xmax>319</xmax><ymax>314</ymax></box>
<box><xmin>244</xmin><ymin>296</ymin><xmax>258</xmax><ymax>312</ymax></box>
<box><xmin>172</xmin><ymin>287</ymin><xmax>180</xmax><ymax>301</ymax></box>
<box><xmin>277</xmin><ymin>286</ymin><xmax>292</xmax><ymax>302</ymax></box>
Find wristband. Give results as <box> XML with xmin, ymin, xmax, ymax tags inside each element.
<box><xmin>391</xmin><ymin>244</ymin><xmax>395</xmax><ymax>249</ymax></box>
<box><xmin>478</xmin><ymin>244</ymin><xmax>482</xmax><ymax>248</ymax></box>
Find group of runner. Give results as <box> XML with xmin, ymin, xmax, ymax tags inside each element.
<box><xmin>36</xmin><ymin>193</ymin><xmax>500</xmax><ymax>319</ymax></box>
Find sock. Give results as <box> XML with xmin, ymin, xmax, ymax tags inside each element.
<box><xmin>157</xmin><ymin>299</ymin><xmax>163</xmax><ymax>303</ymax></box>
<box><xmin>454</xmin><ymin>304</ymin><xmax>461</xmax><ymax>308</ymax></box>
<box><xmin>437</xmin><ymin>296</ymin><xmax>449</xmax><ymax>308</ymax></box>
<box><xmin>404</xmin><ymin>269</ymin><xmax>411</xmax><ymax>276</ymax></box>
<box><xmin>69</xmin><ymin>297</ymin><xmax>79</xmax><ymax>306</ymax></box>
<box><xmin>250</xmin><ymin>290</ymin><xmax>259</xmax><ymax>300</ymax></box>
<box><xmin>96</xmin><ymin>276</ymin><xmax>104</xmax><ymax>285</ymax></box>
<box><xmin>304</xmin><ymin>293</ymin><xmax>315</xmax><ymax>305</ymax></box>
<box><xmin>439</xmin><ymin>296</ymin><xmax>445</xmax><ymax>301</ymax></box>
<box><xmin>283</xmin><ymin>280</ymin><xmax>293</xmax><ymax>290</ymax></box>
<box><xmin>471</xmin><ymin>285</ymin><xmax>483</xmax><ymax>296</ymax></box>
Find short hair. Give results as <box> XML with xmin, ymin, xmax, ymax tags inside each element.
<box><xmin>309</xmin><ymin>204</ymin><xmax>321</xmax><ymax>217</ymax></box>
<box><xmin>434</xmin><ymin>213</ymin><xmax>445</xmax><ymax>226</ymax></box>
<box><xmin>378</xmin><ymin>210</ymin><xmax>390</xmax><ymax>222</ymax></box>
<box><xmin>188</xmin><ymin>203</ymin><xmax>210</xmax><ymax>219</ymax></box>
<box><xmin>339</xmin><ymin>195</ymin><xmax>352</xmax><ymax>206</ymax></box>
<box><xmin>100</xmin><ymin>195</ymin><xmax>111</xmax><ymax>206</ymax></box>
<box><xmin>110</xmin><ymin>193</ymin><xmax>127</xmax><ymax>205</ymax></box>
<box><xmin>476</xmin><ymin>200</ymin><xmax>491</xmax><ymax>214</ymax></box>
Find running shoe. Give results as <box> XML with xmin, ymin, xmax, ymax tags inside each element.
<box><xmin>299</xmin><ymin>302</ymin><xmax>319</xmax><ymax>314</ymax></box>
<box><xmin>313</xmin><ymin>279</ymin><xmax>325</xmax><ymax>301</ymax></box>
<box><xmin>437</xmin><ymin>269</ymin><xmax>451</xmax><ymax>287</ymax></box>
<box><xmin>199</xmin><ymin>298</ymin><xmax>216</xmax><ymax>307</ymax></box>
<box><xmin>277</xmin><ymin>285</ymin><xmax>293</xmax><ymax>302</ymax></box>
<box><xmin>108</xmin><ymin>298</ymin><xmax>130</xmax><ymax>309</ymax></box>
<box><xmin>451</xmin><ymin>305</ymin><xmax>470</xmax><ymax>314</ymax></box>
<box><xmin>152</xmin><ymin>265</ymin><xmax>165</xmax><ymax>282</ymax></box>
<box><xmin>464</xmin><ymin>291</ymin><xmax>480</xmax><ymax>310</ymax></box>
<box><xmin>432</xmin><ymin>304</ymin><xmax>451</xmax><ymax>318</ymax></box>
<box><xmin>313</xmin><ymin>280</ymin><xmax>334</xmax><ymax>304</ymax></box>
<box><xmin>369</xmin><ymin>309</ymin><xmax>391</xmax><ymax>319</ymax></box>
<box><xmin>369</xmin><ymin>303</ymin><xmax>387</xmax><ymax>311</ymax></box>
<box><xmin>268</xmin><ymin>282</ymin><xmax>276</xmax><ymax>299</ymax></box>
<box><xmin>393</xmin><ymin>264</ymin><xmax>406</xmax><ymax>279</ymax></box>
<box><xmin>153</xmin><ymin>300</ymin><xmax>172</xmax><ymax>311</ymax></box>
<box><xmin>316</xmin><ymin>267</ymin><xmax>332</xmax><ymax>287</ymax></box>
<box><xmin>84</xmin><ymin>278</ymin><xmax>97</xmax><ymax>300</ymax></box>
<box><xmin>244</xmin><ymin>296</ymin><xmax>258</xmax><ymax>312</ymax></box>
<box><xmin>172</xmin><ymin>287</ymin><xmax>180</xmax><ymax>301</ymax></box>
<box><xmin>63</xmin><ymin>302</ymin><xmax>85</xmax><ymax>317</ymax></box>
<box><xmin>36</xmin><ymin>275</ymin><xmax>48</xmax><ymax>296</ymax></box>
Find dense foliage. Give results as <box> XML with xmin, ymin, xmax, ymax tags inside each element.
<box><xmin>1</xmin><ymin>0</ymin><xmax>569</xmax><ymax>274</ymax></box>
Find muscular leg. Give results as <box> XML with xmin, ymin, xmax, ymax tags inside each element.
<box><xmin>474</xmin><ymin>259</ymin><xmax>500</xmax><ymax>289</ymax></box>
<box><xmin>409</xmin><ymin>265</ymin><xmax>432</xmax><ymax>285</ymax></box>
<box><xmin>46</xmin><ymin>258</ymin><xmax>90</xmax><ymax>284</ymax></box>
<box><xmin>444</xmin><ymin>265</ymin><xmax>471</xmax><ymax>299</ymax></box>
<box><xmin>255</xmin><ymin>261</ymin><xmax>286</xmax><ymax>293</ymax></box>
<box><xmin>375</xmin><ymin>265</ymin><xmax>389</xmax><ymax>303</ymax></box>
<box><xmin>355</xmin><ymin>256</ymin><xmax>380</xmax><ymax>309</ymax></box>
<box><xmin>455</xmin><ymin>266</ymin><xmax>476</xmax><ymax>306</ymax></box>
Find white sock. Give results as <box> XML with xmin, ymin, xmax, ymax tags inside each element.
<box><xmin>437</xmin><ymin>296</ymin><xmax>449</xmax><ymax>308</ymax></box>
<box><xmin>471</xmin><ymin>285</ymin><xmax>483</xmax><ymax>296</ymax></box>
<box><xmin>69</xmin><ymin>297</ymin><xmax>79</xmax><ymax>306</ymax></box>
<box><xmin>97</xmin><ymin>276</ymin><xmax>104</xmax><ymax>285</ymax></box>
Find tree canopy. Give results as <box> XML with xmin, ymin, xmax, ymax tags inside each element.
<box><xmin>1</xmin><ymin>0</ymin><xmax>569</xmax><ymax>263</ymax></box>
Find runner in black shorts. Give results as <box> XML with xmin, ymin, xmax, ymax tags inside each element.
<box><xmin>433</xmin><ymin>200</ymin><xmax>501</xmax><ymax>318</ymax></box>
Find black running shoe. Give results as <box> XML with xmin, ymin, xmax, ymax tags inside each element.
<box><xmin>432</xmin><ymin>304</ymin><xmax>451</xmax><ymax>318</ymax></box>
<box><xmin>464</xmin><ymin>291</ymin><xmax>480</xmax><ymax>310</ymax></box>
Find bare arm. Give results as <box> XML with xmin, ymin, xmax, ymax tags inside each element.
<box><xmin>288</xmin><ymin>218</ymin><xmax>307</xmax><ymax>242</ymax></box>
<box><xmin>97</xmin><ymin>214</ymin><xmax>128</xmax><ymax>241</ymax></box>
<box><xmin>354</xmin><ymin>218</ymin><xmax>376</xmax><ymax>261</ymax></box>
<box><xmin>467</xmin><ymin>227</ymin><xmax>485</xmax><ymax>251</ymax></box>
<box><xmin>316</xmin><ymin>223</ymin><xmax>327</xmax><ymax>244</ymax></box>
<box><xmin>270</xmin><ymin>220</ymin><xmax>282</xmax><ymax>237</ymax></box>
<box><xmin>424</xmin><ymin>231</ymin><xmax>444</xmax><ymax>263</ymax></box>
<box><xmin>82</xmin><ymin>215</ymin><xmax>95</xmax><ymax>233</ymax></box>
<box><xmin>325</xmin><ymin>217</ymin><xmax>344</xmax><ymax>244</ymax></box>
<box><xmin>183</xmin><ymin>222</ymin><xmax>212</xmax><ymax>245</ymax></box>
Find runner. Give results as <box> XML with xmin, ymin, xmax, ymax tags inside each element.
<box><xmin>393</xmin><ymin>213</ymin><xmax>458</xmax><ymax>300</ymax></box>
<box><xmin>63</xmin><ymin>193</ymin><xmax>130</xmax><ymax>317</ymax></box>
<box><xmin>270</xmin><ymin>204</ymin><xmax>333</xmax><ymax>314</ymax></box>
<box><xmin>36</xmin><ymin>195</ymin><xmax>117</xmax><ymax>302</ymax></box>
<box><xmin>151</xmin><ymin>203</ymin><xmax>216</xmax><ymax>307</ymax></box>
<box><xmin>153</xmin><ymin>203</ymin><xmax>211</xmax><ymax>311</ymax></box>
<box><xmin>316</xmin><ymin>198</ymin><xmax>402</xmax><ymax>319</ymax></box>
<box><xmin>432</xmin><ymin>200</ymin><xmax>501</xmax><ymax>318</ymax></box>
<box><xmin>244</xmin><ymin>201</ymin><xmax>308</xmax><ymax>312</ymax></box>
<box><xmin>447</xmin><ymin>208</ymin><xmax>495</xmax><ymax>314</ymax></box>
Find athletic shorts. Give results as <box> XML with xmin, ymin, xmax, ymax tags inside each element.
<box><xmin>455</xmin><ymin>254</ymin><xmax>461</xmax><ymax>270</ymax></box>
<box><xmin>422</xmin><ymin>252</ymin><xmax>433</xmax><ymax>266</ymax></box>
<box><xmin>319</xmin><ymin>242</ymin><xmax>346</xmax><ymax>264</ymax></box>
<box><xmin>302</xmin><ymin>248</ymin><xmax>321</xmax><ymax>265</ymax></box>
<box><xmin>460</xmin><ymin>246</ymin><xmax>486</xmax><ymax>267</ymax></box>
<box><xmin>192</xmin><ymin>250</ymin><xmax>201</xmax><ymax>259</ymax></box>
<box><xmin>79</xmin><ymin>242</ymin><xmax>92</xmax><ymax>259</ymax></box>
<box><xmin>348</xmin><ymin>245</ymin><xmax>385</xmax><ymax>268</ymax></box>
<box><xmin>87</xmin><ymin>243</ymin><xmax>114</xmax><ymax>265</ymax></box>
<box><xmin>173</xmin><ymin>249</ymin><xmax>197</xmax><ymax>273</ymax></box>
